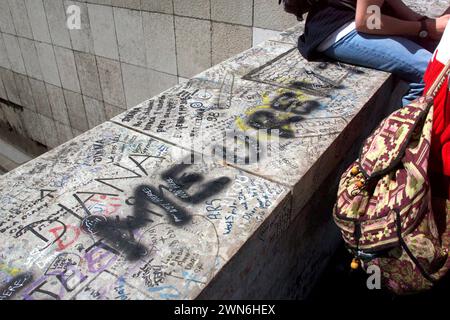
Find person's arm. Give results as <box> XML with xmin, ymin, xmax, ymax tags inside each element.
<box><xmin>355</xmin><ymin>0</ymin><xmax>450</xmax><ymax>40</ymax></box>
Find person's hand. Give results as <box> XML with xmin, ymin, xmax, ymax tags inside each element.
<box><xmin>426</xmin><ymin>15</ymin><xmax>450</xmax><ymax>40</ymax></box>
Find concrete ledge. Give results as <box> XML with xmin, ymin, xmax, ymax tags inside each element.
<box><xmin>0</xmin><ymin>12</ymin><xmax>438</xmax><ymax>299</ymax></box>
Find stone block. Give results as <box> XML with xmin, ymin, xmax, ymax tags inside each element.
<box><xmin>39</xmin><ymin>114</ymin><xmax>59</xmax><ymax>148</ymax></box>
<box><xmin>175</xmin><ymin>16</ymin><xmax>211</xmax><ymax>78</ymax></box>
<box><xmin>211</xmin><ymin>0</ymin><xmax>252</xmax><ymax>26</ymax></box>
<box><xmin>1</xmin><ymin>103</ymin><xmax>26</xmax><ymax>136</ymax></box>
<box><xmin>104</xmin><ymin>102</ymin><xmax>125</xmax><ymax>119</ymax></box>
<box><xmin>3</xmin><ymin>34</ymin><xmax>26</xmax><ymax>75</ymax></box>
<box><xmin>25</xmin><ymin>0</ymin><xmax>52</xmax><ymax>43</ymax></box>
<box><xmin>21</xmin><ymin>108</ymin><xmax>46</xmax><ymax>144</ymax></box>
<box><xmin>54</xmin><ymin>46</ymin><xmax>81</xmax><ymax>93</ymax></box>
<box><xmin>29</xmin><ymin>78</ymin><xmax>52</xmax><ymax>117</ymax></box>
<box><xmin>121</xmin><ymin>62</ymin><xmax>149</xmax><ymax>108</ymax></box>
<box><xmin>88</xmin><ymin>3</ymin><xmax>119</xmax><ymax>60</ymax></box>
<box><xmin>63</xmin><ymin>89</ymin><xmax>89</xmax><ymax>131</ymax></box>
<box><xmin>142</xmin><ymin>11</ymin><xmax>176</xmax><ymax>75</ymax></box>
<box><xmin>147</xmin><ymin>69</ymin><xmax>177</xmax><ymax>97</ymax></box>
<box><xmin>83</xmin><ymin>95</ymin><xmax>106</xmax><ymax>128</ymax></box>
<box><xmin>0</xmin><ymin>68</ymin><xmax>21</xmax><ymax>105</ymax></box>
<box><xmin>212</xmin><ymin>22</ymin><xmax>252</xmax><ymax>65</ymax></box>
<box><xmin>88</xmin><ymin>0</ymin><xmax>112</xmax><ymax>5</ymax></box>
<box><xmin>112</xmin><ymin>0</ymin><xmax>140</xmax><ymax>10</ymax></box>
<box><xmin>114</xmin><ymin>8</ymin><xmax>146</xmax><ymax>67</ymax></box>
<box><xmin>18</xmin><ymin>38</ymin><xmax>43</xmax><ymax>80</ymax></box>
<box><xmin>43</xmin><ymin>0</ymin><xmax>72</xmax><ymax>48</ymax></box>
<box><xmin>97</xmin><ymin>56</ymin><xmax>125</xmax><ymax>107</ymax></box>
<box><xmin>140</xmin><ymin>0</ymin><xmax>173</xmax><ymax>14</ymax></box>
<box><xmin>0</xmin><ymin>34</ymin><xmax>11</xmax><ymax>69</ymax></box>
<box><xmin>36</xmin><ymin>42</ymin><xmax>61</xmax><ymax>86</ymax></box>
<box><xmin>253</xmin><ymin>0</ymin><xmax>299</xmax><ymax>31</ymax></box>
<box><xmin>46</xmin><ymin>83</ymin><xmax>70</xmax><ymax>124</ymax></box>
<box><xmin>14</xmin><ymin>73</ymin><xmax>36</xmax><ymax>111</ymax></box>
<box><xmin>0</xmin><ymin>76</ymin><xmax>7</xmax><ymax>100</ymax></box>
<box><xmin>64</xmin><ymin>1</ymin><xmax>95</xmax><ymax>54</ymax></box>
<box><xmin>55</xmin><ymin>120</ymin><xmax>74</xmax><ymax>144</ymax></box>
<box><xmin>7</xmin><ymin>0</ymin><xmax>33</xmax><ymax>38</ymax></box>
<box><xmin>0</xmin><ymin>1</ymin><xmax>15</xmax><ymax>34</ymax></box>
<box><xmin>173</xmin><ymin>0</ymin><xmax>210</xmax><ymax>19</ymax></box>
<box><xmin>74</xmin><ymin>51</ymin><xmax>102</xmax><ymax>100</ymax></box>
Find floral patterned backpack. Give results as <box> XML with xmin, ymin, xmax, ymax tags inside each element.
<box><xmin>333</xmin><ymin>60</ymin><xmax>450</xmax><ymax>295</ymax></box>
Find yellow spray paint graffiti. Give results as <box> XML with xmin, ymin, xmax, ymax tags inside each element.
<box><xmin>236</xmin><ymin>88</ymin><xmax>321</xmax><ymax>139</ymax></box>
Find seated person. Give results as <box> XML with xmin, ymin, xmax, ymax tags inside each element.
<box><xmin>293</xmin><ymin>0</ymin><xmax>450</xmax><ymax>106</ymax></box>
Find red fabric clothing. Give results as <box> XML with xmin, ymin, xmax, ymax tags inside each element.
<box><xmin>423</xmin><ymin>45</ymin><xmax>450</xmax><ymax>199</ymax></box>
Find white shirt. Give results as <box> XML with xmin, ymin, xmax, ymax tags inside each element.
<box><xmin>317</xmin><ymin>21</ymin><xmax>356</xmax><ymax>52</ymax></box>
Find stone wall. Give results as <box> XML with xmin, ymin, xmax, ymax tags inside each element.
<box><xmin>0</xmin><ymin>0</ymin><xmax>298</xmax><ymax>149</ymax></box>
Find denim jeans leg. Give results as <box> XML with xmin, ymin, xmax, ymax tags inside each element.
<box><xmin>323</xmin><ymin>30</ymin><xmax>433</xmax><ymax>106</ymax></box>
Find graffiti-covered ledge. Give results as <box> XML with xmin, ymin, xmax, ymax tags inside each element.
<box><xmin>0</xmin><ymin>22</ymin><xmax>410</xmax><ymax>300</ymax></box>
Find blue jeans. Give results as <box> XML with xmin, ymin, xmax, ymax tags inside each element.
<box><xmin>323</xmin><ymin>30</ymin><xmax>433</xmax><ymax>106</ymax></box>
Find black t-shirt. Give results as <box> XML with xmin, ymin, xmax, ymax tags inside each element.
<box><xmin>298</xmin><ymin>0</ymin><xmax>356</xmax><ymax>60</ymax></box>
<box><xmin>297</xmin><ymin>0</ymin><xmax>397</xmax><ymax>60</ymax></box>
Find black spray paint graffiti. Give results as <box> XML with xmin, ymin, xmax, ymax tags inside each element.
<box><xmin>0</xmin><ymin>273</ymin><xmax>33</xmax><ymax>300</ymax></box>
<box><xmin>247</xmin><ymin>91</ymin><xmax>321</xmax><ymax>138</ymax></box>
<box><xmin>78</xmin><ymin>163</ymin><xmax>231</xmax><ymax>261</ymax></box>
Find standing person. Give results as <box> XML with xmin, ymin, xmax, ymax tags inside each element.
<box><xmin>423</xmin><ymin>23</ymin><xmax>450</xmax><ymax>213</ymax></box>
<box><xmin>291</xmin><ymin>0</ymin><xmax>450</xmax><ymax>106</ymax></box>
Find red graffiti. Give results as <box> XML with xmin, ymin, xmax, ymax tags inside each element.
<box><xmin>48</xmin><ymin>225</ymin><xmax>81</xmax><ymax>251</ymax></box>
